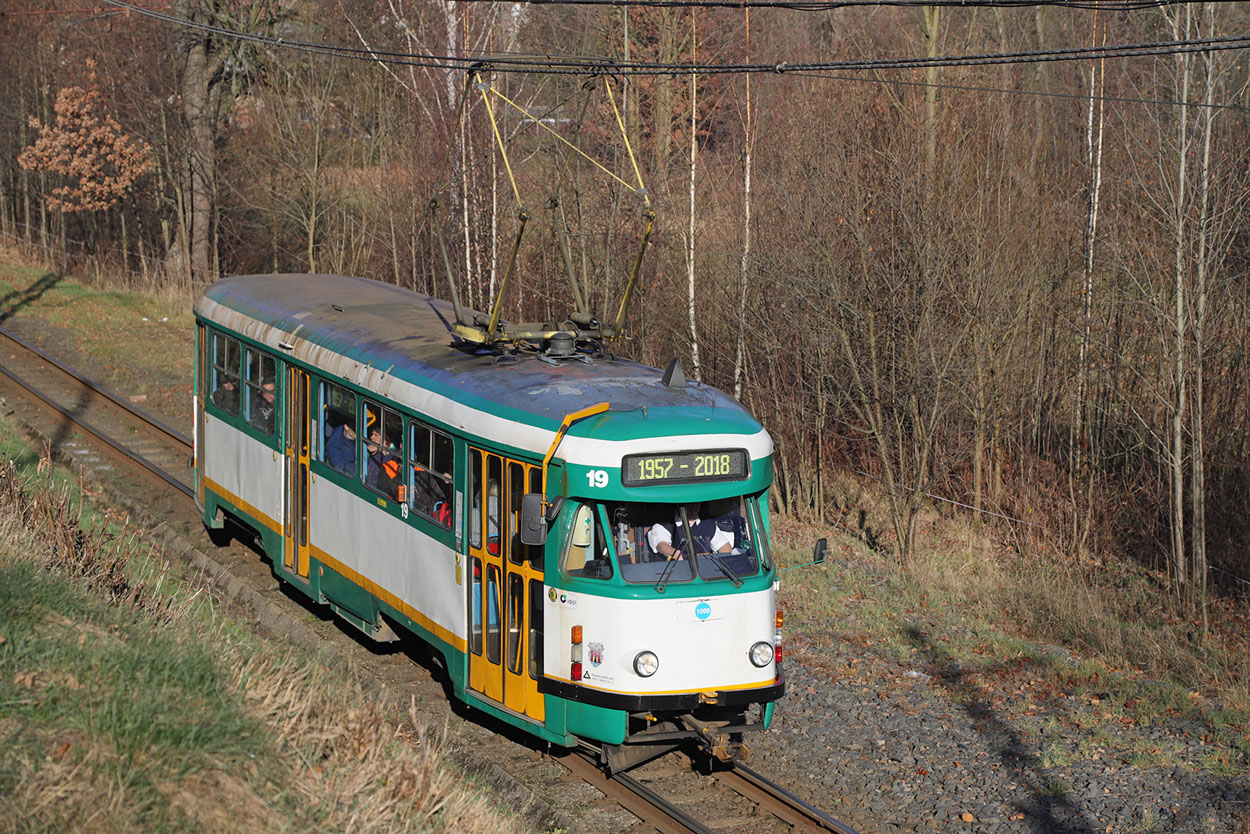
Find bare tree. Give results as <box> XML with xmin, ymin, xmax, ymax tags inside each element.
<box><xmin>177</xmin><ymin>0</ymin><xmax>284</xmax><ymax>282</ymax></box>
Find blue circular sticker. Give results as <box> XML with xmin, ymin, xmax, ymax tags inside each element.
<box><xmin>695</xmin><ymin>602</ymin><xmax>711</xmax><ymax>620</ymax></box>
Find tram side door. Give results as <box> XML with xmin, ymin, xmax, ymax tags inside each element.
<box><xmin>466</xmin><ymin>449</ymin><xmax>545</xmax><ymax>722</ymax></box>
<box><xmin>283</xmin><ymin>366</ymin><xmax>310</xmax><ymax>579</ymax></box>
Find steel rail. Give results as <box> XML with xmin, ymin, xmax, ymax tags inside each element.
<box><xmin>724</xmin><ymin>760</ymin><xmax>863</xmax><ymax>834</ymax></box>
<box><xmin>610</xmin><ymin>769</ymin><xmax>716</xmax><ymax>834</ymax></box>
<box><xmin>0</xmin><ymin>324</ymin><xmax>192</xmax><ymax>447</ymax></box>
<box><xmin>555</xmin><ymin>750</ymin><xmax>705</xmax><ymax>834</ymax></box>
<box><xmin>0</xmin><ymin>361</ymin><xmax>194</xmax><ymax>499</ymax></box>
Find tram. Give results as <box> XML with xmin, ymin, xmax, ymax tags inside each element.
<box><xmin>192</xmin><ymin>272</ymin><xmax>799</xmax><ymax>771</ymax></box>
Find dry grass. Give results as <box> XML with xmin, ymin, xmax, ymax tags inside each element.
<box><xmin>0</xmin><ymin>442</ymin><xmax>531</xmax><ymax>834</ymax></box>
<box><xmin>775</xmin><ymin>467</ymin><xmax>1250</xmax><ymax>772</ymax></box>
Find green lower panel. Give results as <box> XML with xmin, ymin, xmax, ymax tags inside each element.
<box><xmin>763</xmin><ymin>700</ymin><xmax>776</xmax><ymax>729</ymax></box>
<box><xmin>541</xmin><ymin>695</ymin><xmax>567</xmax><ymax>738</ymax></box>
<box><xmin>566</xmin><ymin>700</ymin><xmax>628</xmax><ymax>745</ymax></box>
<box><xmin>463</xmin><ymin>693</ymin><xmax>575</xmax><ymax>747</ymax></box>
<box><xmin>319</xmin><ymin>565</ymin><xmax>376</xmax><ymax>623</ymax></box>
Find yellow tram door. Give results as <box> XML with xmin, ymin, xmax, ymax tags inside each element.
<box><xmin>503</xmin><ymin>460</ymin><xmax>545</xmax><ymax>721</ymax></box>
<box><xmin>466</xmin><ymin>450</ymin><xmax>545</xmax><ymax>722</ymax></box>
<box><xmin>283</xmin><ymin>366</ymin><xmax>311</xmax><ymax>579</ymax></box>
<box><xmin>467</xmin><ymin>449</ymin><xmax>504</xmax><ymax>701</ymax></box>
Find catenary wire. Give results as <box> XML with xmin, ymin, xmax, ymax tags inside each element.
<box><xmin>98</xmin><ymin>0</ymin><xmax>1250</xmax><ymax>77</ymax></box>
<box><xmin>788</xmin><ymin>70</ymin><xmax>1250</xmax><ymax>111</ymax></box>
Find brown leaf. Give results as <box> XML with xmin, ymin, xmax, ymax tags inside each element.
<box><xmin>961</xmin><ymin>812</ymin><xmax>975</xmax><ymax>822</ymax></box>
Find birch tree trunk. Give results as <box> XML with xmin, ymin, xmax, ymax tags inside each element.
<box><xmin>1190</xmin><ymin>0</ymin><xmax>1218</xmax><ymax>629</ymax></box>
<box><xmin>1074</xmin><ymin>13</ymin><xmax>1106</xmax><ymax>476</ymax></box>
<box><xmin>1167</xmin><ymin>3</ymin><xmax>1193</xmax><ymax>594</ymax></box>
<box><xmin>685</xmin><ymin>14</ymin><xmax>701</xmax><ymax>381</ymax></box>
<box><xmin>733</xmin><ymin>9</ymin><xmax>753</xmax><ymax>401</ymax></box>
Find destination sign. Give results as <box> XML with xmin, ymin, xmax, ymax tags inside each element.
<box><xmin>621</xmin><ymin>449</ymin><xmax>749</xmax><ymax>487</ymax></box>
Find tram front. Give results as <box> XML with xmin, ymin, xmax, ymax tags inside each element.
<box><xmin>529</xmin><ymin>410</ymin><xmax>785</xmax><ymax>773</ymax></box>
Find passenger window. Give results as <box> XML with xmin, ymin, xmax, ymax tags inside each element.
<box><xmin>409</xmin><ymin>421</ymin><xmax>454</xmax><ymax>528</ymax></box>
<box><xmin>244</xmin><ymin>349</ymin><xmax>276</xmax><ymax>435</ymax></box>
<box><xmin>363</xmin><ymin>400</ymin><xmax>403</xmax><ymax>501</ymax></box>
<box><xmin>562</xmin><ymin>504</ymin><xmax>612</xmax><ymax>579</ymax></box>
<box><xmin>320</xmin><ymin>382</ymin><xmax>357</xmax><ymax>476</ymax></box>
<box><xmin>209</xmin><ymin>333</ymin><xmax>241</xmax><ymax>416</ymax></box>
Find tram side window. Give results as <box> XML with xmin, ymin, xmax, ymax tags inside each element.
<box><xmin>562</xmin><ymin>504</ymin><xmax>612</xmax><ymax>579</ymax></box>
<box><xmin>244</xmin><ymin>348</ymin><xmax>277</xmax><ymax>435</ymax></box>
<box><xmin>409</xmin><ymin>421</ymin><xmax>454</xmax><ymax>528</ymax></box>
<box><xmin>320</xmin><ymin>382</ymin><xmax>357</xmax><ymax>476</ymax></box>
<box><xmin>363</xmin><ymin>400</ymin><xmax>403</xmax><ymax>501</ymax></box>
<box><xmin>209</xmin><ymin>333</ymin><xmax>241</xmax><ymax>416</ymax></box>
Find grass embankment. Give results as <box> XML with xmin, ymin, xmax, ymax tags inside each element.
<box><xmin>0</xmin><ymin>422</ymin><xmax>530</xmax><ymax>834</ymax></box>
<box><xmin>0</xmin><ymin>251</ymin><xmax>194</xmax><ymax>426</ymax></box>
<box><xmin>773</xmin><ymin>478</ymin><xmax>1250</xmax><ymax>778</ymax></box>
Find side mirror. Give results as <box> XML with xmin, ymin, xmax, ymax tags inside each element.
<box><xmin>520</xmin><ymin>493</ymin><xmax>548</xmax><ymax>546</ymax></box>
<box><xmin>812</xmin><ymin>538</ymin><xmax>827</xmax><ymax>564</ymax></box>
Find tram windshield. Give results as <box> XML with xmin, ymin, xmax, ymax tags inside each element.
<box><xmin>565</xmin><ymin>500</ymin><xmax>760</xmax><ymax>585</ymax></box>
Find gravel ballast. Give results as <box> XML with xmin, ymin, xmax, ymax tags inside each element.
<box><xmin>750</xmin><ymin>640</ymin><xmax>1248</xmax><ymax>834</ymax></box>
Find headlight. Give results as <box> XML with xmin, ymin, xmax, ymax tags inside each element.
<box><xmin>750</xmin><ymin>641</ymin><xmax>774</xmax><ymax>668</ymax></box>
<box><xmin>633</xmin><ymin>650</ymin><xmax>659</xmax><ymax>677</ymax></box>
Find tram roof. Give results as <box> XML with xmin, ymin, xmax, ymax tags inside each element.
<box><xmin>195</xmin><ymin>274</ymin><xmax>762</xmax><ymax>440</ymax></box>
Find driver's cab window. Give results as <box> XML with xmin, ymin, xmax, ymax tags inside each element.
<box><xmin>562</xmin><ymin>504</ymin><xmax>613</xmax><ymax>579</ymax></box>
<box><xmin>614</xmin><ymin>497</ymin><xmax>762</xmax><ymax>583</ymax></box>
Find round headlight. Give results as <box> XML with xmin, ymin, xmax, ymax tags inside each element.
<box><xmin>750</xmin><ymin>641</ymin><xmax>774</xmax><ymax>668</ymax></box>
<box><xmin>633</xmin><ymin>650</ymin><xmax>659</xmax><ymax>677</ymax></box>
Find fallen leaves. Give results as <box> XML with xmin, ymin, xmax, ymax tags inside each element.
<box><xmin>13</xmin><ymin>671</ymin><xmax>81</xmax><ymax>691</ymax></box>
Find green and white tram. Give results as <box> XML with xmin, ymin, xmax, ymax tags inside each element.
<box><xmin>193</xmin><ymin>273</ymin><xmax>786</xmax><ymax>770</ymax></box>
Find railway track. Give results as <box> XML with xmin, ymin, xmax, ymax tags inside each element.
<box><xmin>0</xmin><ymin>324</ymin><xmax>192</xmax><ymax>494</ymax></box>
<box><xmin>0</xmin><ymin>323</ymin><xmax>865</xmax><ymax>834</ymax></box>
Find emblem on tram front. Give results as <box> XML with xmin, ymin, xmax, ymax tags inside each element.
<box><xmin>588</xmin><ymin>642</ymin><xmax>604</xmax><ymax>666</ymax></box>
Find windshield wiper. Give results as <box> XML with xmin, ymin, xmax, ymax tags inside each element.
<box><xmin>655</xmin><ymin>507</ymin><xmax>696</xmax><ymax>593</ymax></box>
<box><xmin>696</xmin><ymin>538</ymin><xmax>743</xmax><ymax>587</ymax></box>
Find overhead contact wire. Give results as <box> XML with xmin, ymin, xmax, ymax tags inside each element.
<box><xmin>99</xmin><ymin>0</ymin><xmax>1250</xmax><ymax>77</ymax></box>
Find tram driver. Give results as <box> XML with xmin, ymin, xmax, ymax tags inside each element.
<box><xmin>647</xmin><ymin>502</ymin><xmax>733</xmax><ymax>560</ymax></box>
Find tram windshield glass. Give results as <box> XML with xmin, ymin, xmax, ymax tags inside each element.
<box><xmin>604</xmin><ymin>496</ymin><xmax>763</xmax><ymax>584</ymax></box>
